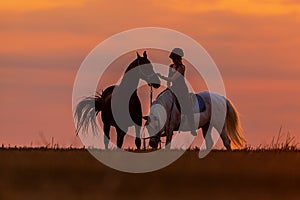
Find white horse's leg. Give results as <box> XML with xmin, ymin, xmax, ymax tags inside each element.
<box><xmin>135</xmin><ymin>125</ymin><xmax>141</xmax><ymax>150</ymax></box>
<box><xmin>165</xmin><ymin>130</ymin><xmax>173</xmax><ymax>149</ymax></box>
<box><xmin>202</xmin><ymin>123</ymin><xmax>214</xmax><ymax>150</ymax></box>
<box><xmin>220</xmin><ymin>127</ymin><xmax>232</xmax><ymax>150</ymax></box>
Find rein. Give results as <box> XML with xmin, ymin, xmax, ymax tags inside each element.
<box><xmin>142</xmin><ymin>84</ymin><xmax>154</xmax><ymax>150</ymax></box>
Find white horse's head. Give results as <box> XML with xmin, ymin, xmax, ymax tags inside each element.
<box><xmin>143</xmin><ymin>103</ymin><xmax>168</xmax><ymax>148</ymax></box>
<box><xmin>143</xmin><ymin>114</ymin><xmax>161</xmax><ymax>148</ymax></box>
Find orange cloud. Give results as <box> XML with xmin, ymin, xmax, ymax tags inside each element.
<box><xmin>0</xmin><ymin>0</ymin><xmax>88</xmax><ymax>12</ymax></box>
<box><xmin>159</xmin><ymin>0</ymin><xmax>300</xmax><ymax>15</ymax></box>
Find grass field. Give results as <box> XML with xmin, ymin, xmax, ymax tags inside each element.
<box><xmin>1</xmin><ymin>149</ymin><xmax>300</xmax><ymax>200</ymax></box>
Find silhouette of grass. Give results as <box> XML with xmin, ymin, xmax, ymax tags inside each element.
<box><xmin>1</xmin><ymin>127</ymin><xmax>298</xmax><ymax>152</ymax></box>
<box><xmin>244</xmin><ymin>127</ymin><xmax>298</xmax><ymax>152</ymax></box>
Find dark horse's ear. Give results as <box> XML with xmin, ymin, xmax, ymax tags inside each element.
<box><xmin>143</xmin><ymin>51</ymin><xmax>147</xmax><ymax>58</ymax></box>
<box><xmin>136</xmin><ymin>52</ymin><xmax>141</xmax><ymax>58</ymax></box>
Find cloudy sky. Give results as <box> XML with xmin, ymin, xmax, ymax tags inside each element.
<box><xmin>1</xmin><ymin>0</ymin><xmax>300</xmax><ymax>148</ymax></box>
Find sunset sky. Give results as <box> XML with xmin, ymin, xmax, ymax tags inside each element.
<box><xmin>1</xmin><ymin>0</ymin><xmax>300</xmax><ymax>148</ymax></box>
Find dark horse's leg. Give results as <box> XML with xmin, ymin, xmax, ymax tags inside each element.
<box><xmin>134</xmin><ymin>113</ymin><xmax>142</xmax><ymax>150</ymax></box>
<box><xmin>103</xmin><ymin>124</ymin><xmax>110</xmax><ymax>149</ymax></box>
<box><xmin>202</xmin><ymin>122</ymin><xmax>214</xmax><ymax>150</ymax></box>
<box><xmin>135</xmin><ymin>125</ymin><xmax>141</xmax><ymax>150</ymax></box>
<box><xmin>116</xmin><ymin>126</ymin><xmax>127</xmax><ymax>149</ymax></box>
<box><xmin>130</xmin><ymin>92</ymin><xmax>142</xmax><ymax>150</ymax></box>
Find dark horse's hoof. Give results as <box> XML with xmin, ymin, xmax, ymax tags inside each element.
<box><xmin>149</xmin><ymin>137</ymin><xmax>160</xmax><ymax>149</ymax></box>
<box><xmin>135</xmin><ymin>138</ymin><xmax>141</xmax><ymax>150</ymax></box>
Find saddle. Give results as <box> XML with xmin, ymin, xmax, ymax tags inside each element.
<box><xmin>171</xmin><ymin>91</ymin><xmax>206</xmax><ymax>113</ymax></box>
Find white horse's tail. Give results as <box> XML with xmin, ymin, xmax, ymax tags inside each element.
<box><xmin>225</xmin><ymin>99</ymin><xmax>246</xmax><ymax>149</ymax></box>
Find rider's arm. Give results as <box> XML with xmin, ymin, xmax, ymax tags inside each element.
<box><xmin>160</xmin><ymin>65</ymin><xmax>185</xmax><ymax>82</ymax></box>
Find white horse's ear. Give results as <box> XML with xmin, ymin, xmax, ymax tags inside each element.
<box><xmin>143</xmin><ymin>51</ymin><xmax>147</xmax><ymax>58</ymax></box>
<box><xmin>136</xmin><ymin>52</ymin><xmax>141</xmax><ymax>58</ymax></box>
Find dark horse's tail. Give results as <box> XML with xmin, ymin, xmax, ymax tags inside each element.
<box><xmin>74</xmin><ymin>94</ymin><xmax>102</xmax><ymax>135</ymax></box>
<box><xmin>74</xmin><ymin>86</ymin><xmax>115</xmax><ymax>135</ymax></box>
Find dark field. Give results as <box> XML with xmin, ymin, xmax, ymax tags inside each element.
<box><xmin>1</xmin><ymin>149</ymin><xmax>300</xmax><ymax>200</ymax></box>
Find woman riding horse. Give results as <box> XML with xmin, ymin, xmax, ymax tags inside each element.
<box><xmin>157</xmin><ymin>48</ymin><xmax>197</xmax><ymax>136</ymax></box>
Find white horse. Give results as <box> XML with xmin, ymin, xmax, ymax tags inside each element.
<box><xmin>144</xmin><ymin>89</ymin><xmax>246</xmax><ymax>150</ymax></box>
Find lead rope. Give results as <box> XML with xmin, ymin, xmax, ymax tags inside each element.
<box><xmin>143</xmin><ymin>85</ymin><xmax>153</xmax><ymax>150</ymax></box>
<box><xmin>137</xmin><ymin>58</ymin><xmax>146</xmax><ymax>150</ymax></box>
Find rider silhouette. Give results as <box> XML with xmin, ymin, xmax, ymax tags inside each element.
<box><xmin>157</xmin><ymin>48</ymin><xmax>197</xmax><ymax>136</ymax></box>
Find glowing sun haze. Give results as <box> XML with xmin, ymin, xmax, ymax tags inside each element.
<box><xmin>0</xmin><ymin>0</ymin><xmax>300</xmax><ymax>148</ymax></box>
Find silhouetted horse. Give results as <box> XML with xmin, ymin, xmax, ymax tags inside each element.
<box><xmin>74</xmin><ymin>51</ymin><xmax>160</xmax><ymax>149</ymax></box>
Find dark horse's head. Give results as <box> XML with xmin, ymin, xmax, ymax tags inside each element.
<box><xmin>125</xmin><ymin>51</ymin><xmax>160</xmax><ymax>89</ymax></box>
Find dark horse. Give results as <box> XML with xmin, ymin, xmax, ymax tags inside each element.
<box><xmin>74</xmin><ymin>51</ymin><xmax>160</xmax><ymax>149</ymax></box>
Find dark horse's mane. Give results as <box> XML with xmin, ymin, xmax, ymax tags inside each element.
<box><xmin>101</xmin><ymin>85</ymin><xmax>115</xmax><ymax>99</ymax></box>
<box><xmin>101</xmin><ymin>58</ymin><xmax>140</xmax><ymax>100</ymax></box>
<box><xmin>125</xmin><ymin>58</ymin><xmax>139</xmax><ymax>73</ymax></box>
